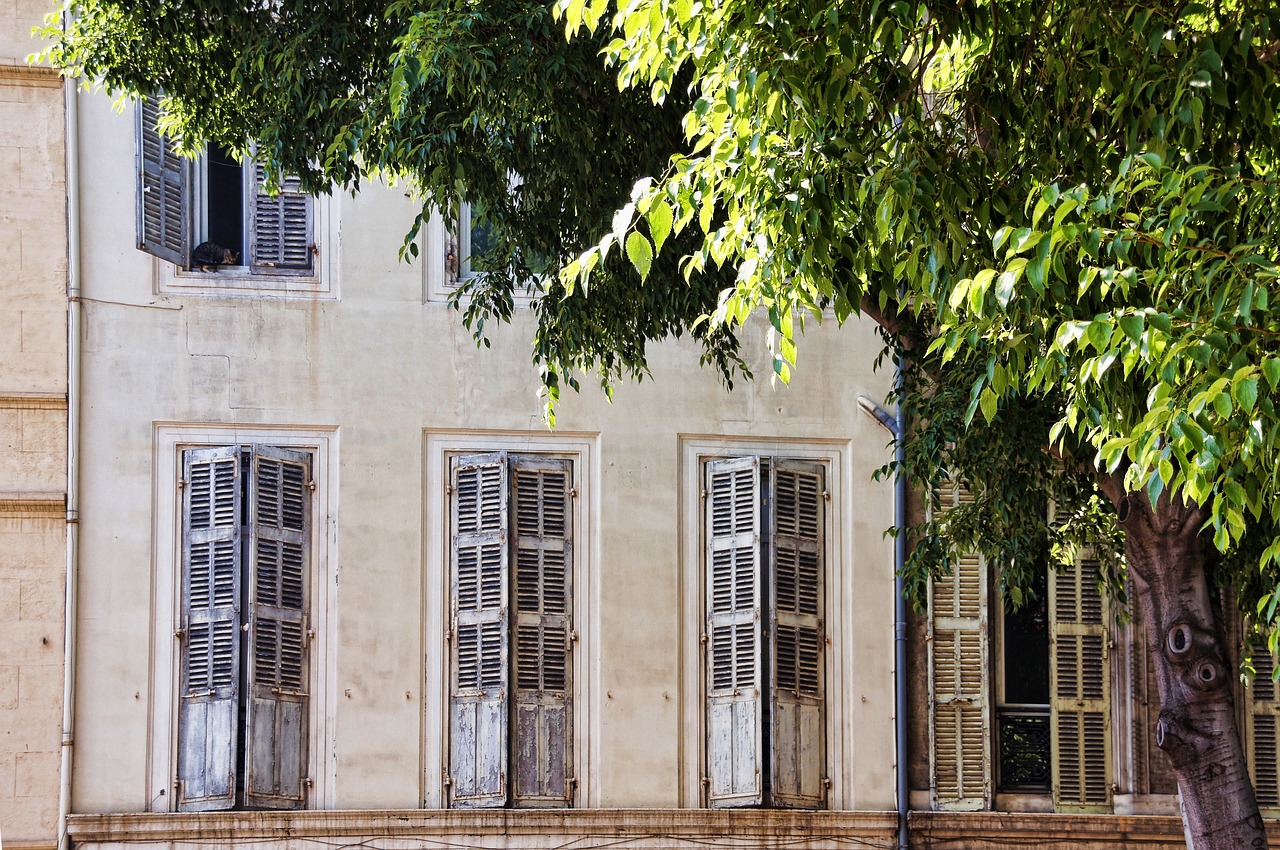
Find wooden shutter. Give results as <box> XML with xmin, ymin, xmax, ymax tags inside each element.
<box><xmin>928</xmin><ymin>480</ymin><xmax>991</xmax><ymax>811</ymax></box>
<box><xmin>449</xmin><ymin>453</ymin><xmax>511</xmax><ymax>807</ymax></box>
<box><xmin>136</xmin><ymin>95</ymin><xmax>190</xmax><ymax>268</ymax></box>
<box><xmin>767</xmin><ymin>459</ymin><xmax>826</xmax><ymax>808</ymax></box>
<box><xmin>1245</xmin><ymin>647</ymin><xmax>1280</xmax><ymax>813</ymax></box>
<box><xmin>1050</xmin><ymin>555</ymin><xmax>1111</xmax><ymax>811</ymax></box>
<box><xmin>243</xmin><ymin>446</ymin><xmax>311</xmax><ymax>809</ymax></box>
<box><xmin>510</xmin><ymin>456</ymin><xmax>574</xmax><ymax>805</ymax></box>
<box><xmin>249</xmin><ymin>162</ymin><xmax>313</xmax><ymax>273</ymax></box>
<box><xmin>177</xmin><ymin>446</ymin><xmax>242</xmax><ymax>811</ymax></box>
<box><xmin>704</xmin><ymin>456</ymin><xmax>764</xmax><ymax>807</ymax></box>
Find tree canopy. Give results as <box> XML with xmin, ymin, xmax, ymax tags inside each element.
<box><xmin>46</xmin><ymin>1</ymin><xmax>1280</xmax><ymax>845</ymax></box>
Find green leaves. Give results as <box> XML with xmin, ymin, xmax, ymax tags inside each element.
<box><xmin>626</xmin><ymin>231</ymin><xmax>653</xmax><ymax>282</ymax></box>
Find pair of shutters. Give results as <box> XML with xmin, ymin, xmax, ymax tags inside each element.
<box><xmin>137</xmin><ymin>95</ymin><xmax>313</xmax><ymax>273</ymax></box>
<box><xmin>177</xmin><ymin>445</ymin><xmax>311</xmax><ymax>811</ymax></box>
<box><xmin>448</xmin><ymin>453</ymin><xmax>574</xmax><ymax>808</ymax></box>
<box><xmin>928</xmin><ymin>482</ymin><xmax>1111</xmax><ymax>811</ymax></box>
<box><xmin>704</xmin><ymin>456</ymin><xmax>826</xmax><ymax>809</ymax></box>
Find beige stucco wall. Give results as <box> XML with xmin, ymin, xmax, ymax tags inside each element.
<box><xmin>69</xmin><ymin>89</ymin><xmax>898</xmax><ymax>819</ymax></box>
<box><xmin>0</xmin><ymin>1</ymin><xmax>66</xmax><ymax>847</ymax></box>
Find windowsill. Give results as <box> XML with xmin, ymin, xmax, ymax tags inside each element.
<box><xmin>160</xmin><ymin>264</ymin><xmax>331</xmax><ymax>299</ymax></box>
<box><xmin>67</xmin><ymin>809</ymin><xmax>899</xmax><ymax>844</ymax></box>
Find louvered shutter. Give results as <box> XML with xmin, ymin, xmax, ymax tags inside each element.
<box><xmin>1050</xmin><ymin>555</ymin><xmax>1111</xmax><ymax>811</ymax></box>
<box><xmin>928</xmin><ymin>480</ymin><xmax>991</xmax><ymax>811</ymax></box>
<box><xmin>767</xmin><ymin>459</ymin><xmax>826</xmax><ymax>808</ymax></box>
<box><xmin>449</xmin><ymin>453</ymin><xmax>511</xmax><ymax>807</ymax></box>
<box><xmin>242</xmin><ymin>446</ymin><xmax>311</xmax><ymax>809</ymax></box>
<box><xmin>705</xmin><ymin>456</ymin><xmax>764</xmax><ymax>807</ymax></box>
<box><xmin>136</xmin><ymin>95</ymin><xmax>190</xmax><ymax>268</ymax></box>
<box><xmin>1245</xmin><ymin>647</ymin><xmax>1280</xmax><ymax>813</ymax></box>
<box><xmin>248</xmin><ymin>162</ymin><xmax>313</xmax><ymax>273</ymax></box>
<box><xmin>177</xmin><ymin>447</ymin><xmax>242</xmax><ymax>811</ymax></box>
<box><xmin>510</xmin><ymin>456</ymin><xmax>574</xmax><ymax>805</ymax></box>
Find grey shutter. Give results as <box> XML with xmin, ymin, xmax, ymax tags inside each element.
<box><xmin>1245</xmin><ymin>646</ymin><xmax>1280</xmax><ymax>813</ymax></box>
<box><xmin>1050</xmin><ymin>555</ymin><xmax>1112</xmax><ymax>811</ymax></box>
<box><xmin>177</xmin><ymin>446</ymin><xmax>241</xmax><ymax>811</ymax></box>
<box><xmin>705</xmin><ymin>456</ymin><xmax>764</xmax><ymax>807</ymax></box>
<box><xmin>928</xmin><ymin>480</ymin><xmax>992</xmax><ymax>811</ymax></box>
<box><xmin>248</xmin><ymin>162</ymin><xmax>313</xmax><ymax>273</ymax></box>
<box><xmin>136</xmin><ymin>95</ymin><xmax>190</xmax><ymax>268</ymax></box>
<box><xmin>767</xmin><ymin>459</ymin><xmax>826</xmax><ymax>808</ymax></box>
<box><xmin>243</xmin><ymin>446</ymin><xmax>311</xmax><ymax>809</ymax></box>
<box><xmin>449</xmin><ymin>452</ymin><xmax>510</xmax><ymax>807</ymax></box>
<box><xmin>511</xmin><ymin>456</ymin><xmax>573</xmax><ymax>806</ymax></box>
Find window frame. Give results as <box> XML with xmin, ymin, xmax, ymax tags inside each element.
<box><xmin>147</xmin><ymin>425</ymin><xmax>338</xmax><ymax>812</ymax></box>
<box><xmin>423</xmin><ymin>430</ymin><xmax>598</xmax><ymax>808</ymax></box>
<box><xmin>679</xmin><ymin>437</ymin><xmax>852</xmax><ymax>809</ymax></box>
<box><xmin>137</xmin><ymin>98</ymin><xmax>337</xmax><ymax>299</ymax></box>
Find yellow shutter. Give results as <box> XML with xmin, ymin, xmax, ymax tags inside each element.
<box><xmin>928</xmin><ymin>480</ymin><xmax>991</xmax><ymax>810</ymax></box>
<box><xmin>1245</xmin><ymin>648</ymin><xmax>1280</xmax><ymax>814</ymax></box>
<box><xmin>1050</xmin><ymin>555</ymin><xmax>1112</xmax><ymax>812</ymax></box>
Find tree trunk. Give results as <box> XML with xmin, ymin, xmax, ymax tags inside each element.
<box><xmin>1118</xmin><ymin>490</ymin><xmax>1269</xmax><ymax>850</ymax></box>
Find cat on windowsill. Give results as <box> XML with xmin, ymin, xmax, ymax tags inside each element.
<box><xmin>191</xmin><ymin>241</ymin><xmax>239</xmax><ymax>271</ymax></box>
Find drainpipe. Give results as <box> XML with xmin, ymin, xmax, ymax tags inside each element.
<box><xmin>57</xmin><ymin>65</ymin><xmax>82</xmax><ymax>850</ymax></box>
<box><xmin>858</xmin><ymin>375</ymin><xmax>908</xmax><ymax>850</ymax></box>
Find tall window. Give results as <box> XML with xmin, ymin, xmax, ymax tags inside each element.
<box><xmin>446</xmin><ymin>452</ymin><xmax>574</xmax><ymax>808</ymax></box>
<box><xmin>138</xmin><ymin>96</ymin><xmax>314</xmax><ymax>277</ymax></box>
<box><xmin>176</xmin><ymin>445</ymin><xmax>312</xmax><ymax>811</ymax></box>
<box><xmin>702</xmin><ymin>455</ymin><xmax>827</xmax><ymax>809</ymax></box>
<box><xmin>928</xmin><ymin>481</ymin><xmax>1111</xmax><ymax>813</ymax></box>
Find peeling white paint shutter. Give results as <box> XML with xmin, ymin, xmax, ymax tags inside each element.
<box><xmin>248</xmin><ymin>162</ymin><xmax>313</xmax><ymax>273</ymax></box>
<box><xmin>928</xmin><ymin>480</ymin><xmax>991</xmax><ymax>811</ymax></box>
<box><xmin>767</xmin><ymin>459</ymin><xmax>826</xmax><ymax>808</ymax></box>
<box><xmin>449</xmin><ymin>452</ymin><xmax>510</xmax><ymax>807</ymax></box>
<box><xmin>177</xmin><ymin>446</ymin><xmax>241</xmax><ymax>811</ymax></box>
<box><xmin>243</xmin><ymin>446</ymin><xmax>311</xmax><ymax>809</ymax></box>
<box><xmin>1050</xmin><ymin>555</ymin><xmax>1112</xmax><ymax>811</ymax></box>
<box><xmin>705</xmin><ymin>456</ymin><xmax>764</xmax><ymax>807</ymax></box>
<box><xmin>137</xmin><ymin>95</ymin><xmax>189</xmax><ymax>268</ymax></box>
<box><xmin>510</xmin><ymin>455</ymin><xmax>573</xmax><ymax>805</ymax></box>
<box><xmin>1245</xmin><ymin>647</ymin><xmax>1280</xmax><ymax>813</ymax></box>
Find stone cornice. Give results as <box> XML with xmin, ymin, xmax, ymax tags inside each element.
<box><xmin>0</xmin><ymin>496</ymin><xmax>65</xmax><ymax>518</ymax></box>
<box><xmin>0</xmin><ymin>393</ymin><xmax>67</xmax><ymax>410</ymax></box>
<box><xmin>0</xmin><ymin>61</ymin><xmax>63</xmax><ymax>88</ymax></box>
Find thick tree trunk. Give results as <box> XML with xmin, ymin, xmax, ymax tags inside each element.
<box><xmin>1118</xmin><ymin>490</ymin><xmax>1268</xmax><ymax>850</ymax></box>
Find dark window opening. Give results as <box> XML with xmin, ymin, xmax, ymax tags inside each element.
<box><xmin>206</xmin><ymin>143</ymin><xmax>244</xmax><ymax>261</ymax></box>
<box><xmin>998</xmin><ymin>563</ymin><xmax>1050</xmax><ymax>791</ymax></box>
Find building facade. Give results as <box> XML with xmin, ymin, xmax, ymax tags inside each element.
<box><xmin>0</xmin><ymin>3</ymin><xmax>67</xmax><ymax>849</ymax></box>
<box><xmin>61</xmin><ymin>87</ymin><xmax>901</xmax><ymax>850</ymax></box>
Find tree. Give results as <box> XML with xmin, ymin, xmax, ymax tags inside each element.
<box><xmin>46</xmin><ymin>2</ymin><xmax>1280</xmax><ymax>847</ymax></box>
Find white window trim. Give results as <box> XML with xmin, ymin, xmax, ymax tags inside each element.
<box><xmin>423</xmin><ymin>205</ymin><xmax>540</xmax><ymax>306</ymax></box>
<box><xmin>155</xmin><ymin>190</ymin><xmax>336</xmax><ymax>299</ymax></box>
<box><xmin>679</xmin><ymin>436</ymin><xmax>852</xmax><ymax>809</ymax></box>
<box><xmin>147</xmin><ymin>423</ymin><xmax>339</xmax><ymax>811</ymax></box>
<box><xmin>423</xmin><ymin>429</ymin><xmax>599</xmax><ymax>807</ymax></box>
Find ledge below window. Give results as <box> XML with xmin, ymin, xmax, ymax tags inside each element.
<box><xmin>68</xmin><ymin>809</ymin><xmax>897</xmax><ymax>848</ymax></box>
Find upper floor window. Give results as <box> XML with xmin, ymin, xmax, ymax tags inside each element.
<box><xmin>446</xmin><ymin>451</ymin><xmax>575</xmax><ymax>808</ymax></box>
<box><xmin>176</xmin><ymin>445</ymin><xmax>313</xmax><ymax>811</ymax></box>
<box><xmin>137</xmin><ymin>96</ymin><xmax>323</xmax><ymax>293</ymax></box>
<box><xmin>702</xmin><ymin>455</ymin><xmax>828</xmax><ymax>809</ymax></box>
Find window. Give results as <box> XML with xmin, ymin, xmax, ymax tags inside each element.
<box><xmin>175</xmin><ymin>445</ymin><xmax>313</xmax><ymax>811</ymax></box>
<box><xmin>137</xmin><ymin>96</ymin><xmax>324</xmax><ymax>292</ymax></box>
<box><xmin>445</xmin><ymin>451</ymin><xmax>574</xmax><ymax>808</ymax></box>
<box><xmin>927</xmin><ymin>481</ymin><xmax>1112</xmax><ymax>813</ymax></box>
<box><xmin>445</xmin><ymin>200</ymin><xmax>499</xmax><ymax>285</ymax></box>
<box><xmin>1244</xmin><ymin>643</ymin><xmax>1280</xmax><ymax>812</ymax></box>
<box><xmin>702</xmin><ymin>455</ymin><xmax>827</xmax><ymax>809</ymax></box>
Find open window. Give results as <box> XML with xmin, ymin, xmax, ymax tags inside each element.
<box><xmin>137</xmin><ymin>96</ymin><xmax>314</xmax><ymax>278</ymax></box>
